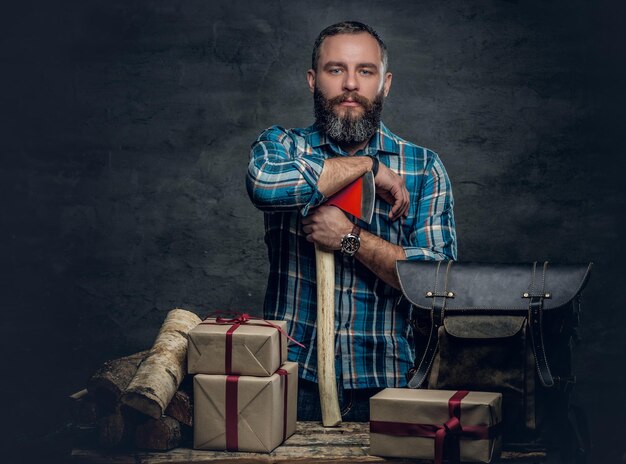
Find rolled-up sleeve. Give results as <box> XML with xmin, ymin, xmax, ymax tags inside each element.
<box><xmin>403</xmin><ymin>151</ymin><xmax>457</xmax><ymax>261</ymax></box>
<box><xmin>246</xmin><ymin>126</ymin><xmax>326</xmax><ymax>215</ymax></box>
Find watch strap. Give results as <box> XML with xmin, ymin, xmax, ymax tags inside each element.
<box><xmin>367</xmin><ymin>156</ymin><xmax>379</xmax><ymax>177</ymax></box>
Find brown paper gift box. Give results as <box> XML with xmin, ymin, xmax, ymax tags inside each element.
<box><xmin>188</xmin><ymin>317</ymin><xmax>288</xmax><ymax>376</ymax></box>
<box><xmin>193</xmin><ymin>361</ymin><xmax>298</xmax><ymax>453</ymax></box>
<box><xmin>370</xmin><ymin>389</ymin><xmax>502</xmax><ymax>463</ymax></box>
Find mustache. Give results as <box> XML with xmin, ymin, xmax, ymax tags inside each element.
<box><xmin>326</xmin><ymin>92</ymin><xmax>372</xmax><ymax>108</ymax></box>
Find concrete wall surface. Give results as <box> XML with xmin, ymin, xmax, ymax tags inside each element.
<box><xmin>1</xmin><ymin>0</ymin><xmax>624</xmax><ymax>461</ymax></box>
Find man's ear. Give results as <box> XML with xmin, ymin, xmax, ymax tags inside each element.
<box><xmin>383</xmin><ymin>72</ymin><xmax>393</xmax><ymax>97</ymax></box>
<box><xmin>307</xmin><ymin>69</ymin><xmax>316</xmax><ymax>93</ymax></box>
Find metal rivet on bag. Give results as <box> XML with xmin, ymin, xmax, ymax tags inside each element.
<box><xmin>447</xmin><ymin>292</ymin><xmax>454</xmax><ymax>297</ymax></box>
<box><xmin>426</xmin><ymin>291</ymin><xmax>433</xmax><ymax>297</ymax></box>
<box><xmin>545</xmin><ymin>293</ymin><xmax>551</xmax><ymax>298</ymax></box>
<box><xmin>523</xmin><ymin>292</ymin><xmax>530</xmax><ymax>298</ymax></box>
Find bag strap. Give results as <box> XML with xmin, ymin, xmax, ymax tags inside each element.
<box><xmin>407</xmin><ymin>260</ymin><xmax>560</xmax><ymax>389</ymax></box>
<box><xmin>526</xmin><ymin>261</ymin><xmax>555</xmax><ymax>387</ymax></box>
<box><xmin>407</xmin><ymin>261</ymin><xmax>455</xmax><ymax>388</ymax></box>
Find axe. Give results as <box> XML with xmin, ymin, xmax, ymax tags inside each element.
<box><xmin>315</xmin><ymin>171</ymin><xmax>375</xmax><ymax>427</ymax></box>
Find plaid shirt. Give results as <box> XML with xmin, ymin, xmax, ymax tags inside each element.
<box><xmin>246</xmin><ymin>122</ymin><xmax>457</xmax><ymax>389</ymax></box>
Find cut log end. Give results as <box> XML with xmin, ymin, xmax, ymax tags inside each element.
<box><xmin>97</xmin><ymin>405</ymin><xmax>144</xmax><ymax>448</ymax></box>
<box><xmin>121</xmin><ymin>392</ymin><xmax>162</xmax><ymax>419</ymax></box>
<box><xmin>134</xmin><ymin>416</ymin><xmax>181</xmax><ymax>451</ymax></box>
<box><xmin>164</xmin><ymin>390</ymin><xmax>193</xmax><ymax>427</ymax></box>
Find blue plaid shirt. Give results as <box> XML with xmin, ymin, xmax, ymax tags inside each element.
<box><xmin>246</xmin><ymin>122</ymin><xmax>457</xmax><ymax>389</ymax></box>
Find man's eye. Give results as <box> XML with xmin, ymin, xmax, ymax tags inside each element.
<box><xmin>359</xmin><ymin>69</ymin><xmax>373</xmax><ymax>75</ymax></box>
<box><xmin>329</xmin><ymin>68</ymin><xmax>342</xmax><ymax>75</ymax></box>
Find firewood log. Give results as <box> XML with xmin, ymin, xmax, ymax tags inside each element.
<box><xmin>88</xmin><ymin>350</ymin><xmax>149</xmax><ymax>411</ymax></box>
<box><xmin>134</xmin><ymin>416</ymin><xmax>181</xmax><ymax>450</ymax></box>
<box><xmin>121</xmin><ymin>309</ymin><xmax>201</xmax><ymax>418</ymax></box>
<box><xmin>97</xmin><ymin>405</ymin><xmax>144</xmax><ymax>448</ymax></box>
<box><xmin>164</xmin><ymin>389</ymin><xmax>193</xmax><ymax>427</ymax></box>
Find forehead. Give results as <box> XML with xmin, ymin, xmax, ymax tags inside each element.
<box><xmin>317</xmin><ymin>33</ymin><xmax>383</xmax><ymax>67</ymax></box>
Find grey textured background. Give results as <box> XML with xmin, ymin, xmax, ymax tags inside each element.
<box><xmin>1</xmin><ymin>0</ymin><xmax>624</xmax><ymax>462</ymax></box>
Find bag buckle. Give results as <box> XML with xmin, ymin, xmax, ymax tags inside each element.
<box><xmin>522</xmin><ymin>292</ymin><xmax>552</xmax><ymax>299</ymax></box>
<box><xmin>425</xmin><ymin>291</ymin><xmax>455</xmax><ymax>298</ymax></box>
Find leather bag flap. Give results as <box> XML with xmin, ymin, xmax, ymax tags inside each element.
<box><xmin>443</xmin><ymin>315</ymin><xmax>526</xmax><ymax>339</ymax></box>
<box><xmin>397</xmin><ymin>261</ymin><xmax>592</xmax><ymax>313</ymax></box>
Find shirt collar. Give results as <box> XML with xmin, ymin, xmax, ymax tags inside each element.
<box><xmin>306</xmin><ymin>121</ymin><xmax>402</xmax><ymax>156</ymax></box>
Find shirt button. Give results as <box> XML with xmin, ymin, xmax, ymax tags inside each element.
<box><xmin>344</xmin><ymin>322</ymin><xmax>350</xmax><ymax>329</ymax></box>
<box><xmin>335</xmin><ymin>354</ymin><xmax>340</xmax><ymax>359</ymax></box>
<box><xmin>347</xmin><ymin>289</ymin><xmax>352</xmax><ymax>295</ymax></box>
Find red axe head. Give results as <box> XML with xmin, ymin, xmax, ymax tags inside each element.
<box><xmin>326</xmin><ymin>171</ymin><xmax>375</xmax><ymax>224</ymax></box>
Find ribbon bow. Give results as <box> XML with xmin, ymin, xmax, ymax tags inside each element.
<box><xmin>215</xmin><ymin>313</ymin><xmax>252</xmax><ymax>325</ymax></box>
<box><xmin>434</xmin><ymin>390</ymin><xmax>467</xmax><ymax>464</ymax></box>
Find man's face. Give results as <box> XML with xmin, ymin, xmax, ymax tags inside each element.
<box><xmin>307</xmin><ymin>33</ymin><xmax>392</xmax><ymax>145</ymax></box>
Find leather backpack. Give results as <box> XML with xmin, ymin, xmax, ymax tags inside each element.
<box><xmin>396</xmin><ymin>261</ymin><xmax>592</xmax><ymax>462</ymax></box>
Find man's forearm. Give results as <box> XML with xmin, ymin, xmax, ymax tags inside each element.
<box><xmin>355</xmin><ymin>230</ymin><xmax>406</xmax><ymax>289</ymax></box>
<box><xmin>301</xmin><ymin>205</ymin><xmax>407</xmax><ymax>288</ymax></box>
<box><xmin>317</xmin><ymin>156</ymin><xmax>374</xmax><ymax>198</ymax></box>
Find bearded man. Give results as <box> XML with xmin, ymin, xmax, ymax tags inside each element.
<box><xmin>246</xmin><ymin>21</ymin><xmax>457</xmax><ymax>421</ymax></box>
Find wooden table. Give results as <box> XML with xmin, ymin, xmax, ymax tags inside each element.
<box><xmin>72</xmin><ymin>422</ymin><xmax>552</xmax><ymax>463</ymax></box>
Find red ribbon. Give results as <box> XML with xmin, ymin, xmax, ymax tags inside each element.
<box><xmin>225</xmin><ymin>375</ymin><xmax>239</xmax><ymax>451</ymax></box>
<box><xmin>370</xmin><ymin>390</ymin><xmax>496</xmax><ymax>464</ymax></box>
<box><xmin>224</xmin><ymin>369</ymin><xmax>291</xmax><ymax>451</ymax></box>
<box><xmin>276</xmin><ymin>368</ymin><xmax>289</xmax><ymax>442</ymax></box>
<box><xmin>201</xmin><ymin>313</ymin><xmax>304</xmax><ymax>374</ymax></box>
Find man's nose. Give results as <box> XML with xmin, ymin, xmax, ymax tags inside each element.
<box><xmin>342</xmin><ymin>71</ymin><xmax>359</xmax><ymax>91</ymax></box>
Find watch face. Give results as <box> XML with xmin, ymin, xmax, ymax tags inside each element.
<box><xmin>341</xmin><ymin>234</ymin><xmax>360</xmax><ymax>256</ymax></box>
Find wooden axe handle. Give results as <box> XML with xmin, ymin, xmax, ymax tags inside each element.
<box><xmin>315</xmin><ymin>244</ymin><xmax>342</xmax><ymax>427</ymax></box>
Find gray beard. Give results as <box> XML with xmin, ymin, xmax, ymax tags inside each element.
<box><xmin>314</xmin><ymin>87</ymin><xmax>384</xmax><ymax>145</ymax></box>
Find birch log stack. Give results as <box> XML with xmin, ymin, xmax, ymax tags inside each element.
<box><xmin>121</xmin><ymin>309</ymin><xmax>201</xmax><ymax>419</ymax></box>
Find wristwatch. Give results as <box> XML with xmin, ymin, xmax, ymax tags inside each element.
<box><xmin>340</xmin><ymin>225</ymin><xmax>361</xmax><ymax>257</ymax></box>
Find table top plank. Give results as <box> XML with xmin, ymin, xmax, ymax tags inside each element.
<box><xmin>71</xmin><ymin>422</ymin><xmax>549</xmax><ymax>464</ymax></box>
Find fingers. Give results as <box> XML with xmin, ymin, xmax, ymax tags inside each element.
<box><xmin>301</xmin><ymin>211</ymin><xmax>316</xmax><ymax>238</ymax></box>
<box><xmin>301</xmin><ymin>220</ymin><xmax>315</xmax><ymax>243</ymax></box>
<box><xmin>389</xmin><ymin>196</ymin><xmax>406</xmax><ymax>221</ymax></box>
<box><xmin>375</xmin><ymin>164</ymin><xmax>410</xmax><ymax>221</ymax></box>
<box><xmin>387</xmin><ymin>179</ymin><xmax>410</xmax><ymax>221</ymax></box>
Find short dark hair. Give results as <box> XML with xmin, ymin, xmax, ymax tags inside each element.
<box><xmin>311</xmin><ymin>21</ymin><xmax>389</xmax><ymax>72</ymax></box>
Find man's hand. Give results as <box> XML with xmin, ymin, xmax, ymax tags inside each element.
<box><xmin>375</xmin><ymin>163</ymin><xmax>409</xmax><ymax>221</ymax></box>
<box><xmin>301</xmin><ymin>206</ymin><xmax>353</xmax><ymax>251</ymax></box>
